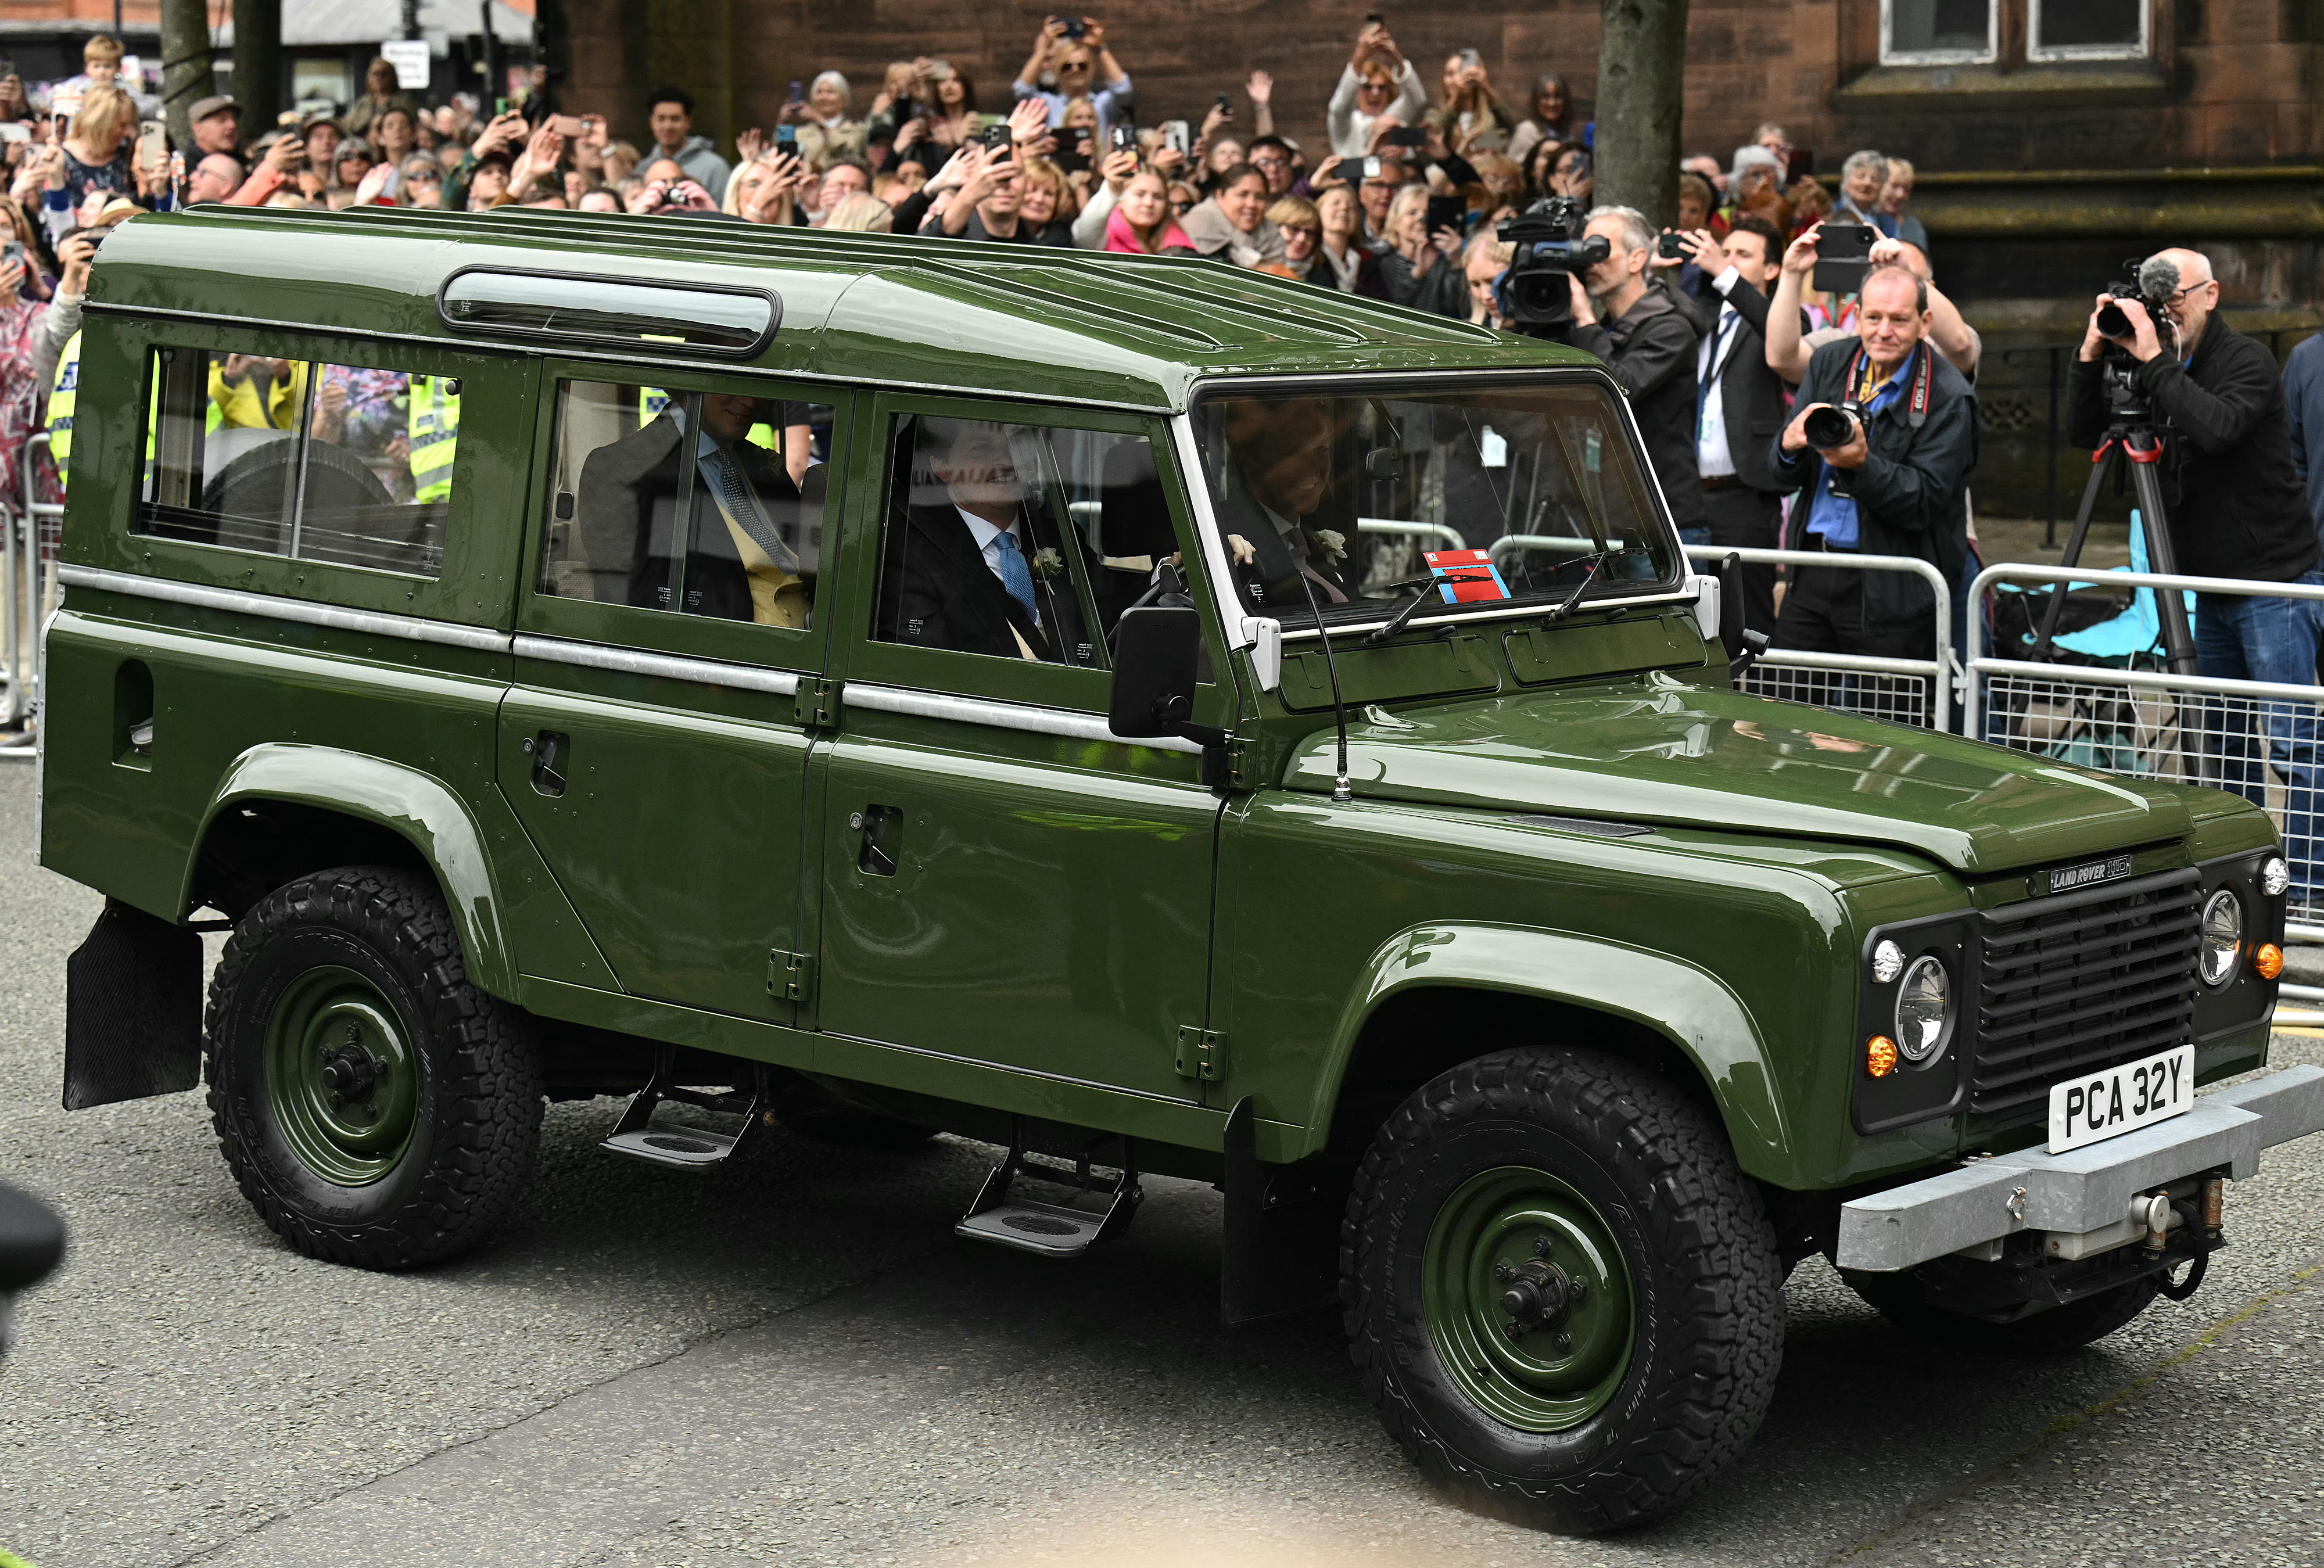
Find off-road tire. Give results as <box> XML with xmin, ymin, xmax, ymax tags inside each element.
<box><xmin>205</xmin><ymin>866</ymin><xmax>544</xmax><ymax>1269</ymax></box>
<box><xmin>1344</xmin><ymin>1047</ymin><xmax>1785</xmax><ymax>1534</ymax></box>
<box><xmin>1843</xmin><ymin>1268</ymin><xmax>2159</xmax><ymax>1357</ymax></box>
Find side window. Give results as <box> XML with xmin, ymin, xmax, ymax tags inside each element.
<box><xmin>536</xmin><ymin>379</ymin><xmax>829</xmax><ymax>631</ymax></box>
<box><xmin>137</xmin><ymin>348</ymin><xmax>451</xmax><ymax>576</ymax></box>
<box><xmin>872</xmin><ymin>412</ymin><xmax>1172</xmax><ymax>668</ymax></box>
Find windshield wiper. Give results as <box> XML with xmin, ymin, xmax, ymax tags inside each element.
<box><xmin>1364</xmin><ymin>568</ymin><xmax>1503</xmax><ymax>646</ymax></box>
<box><xmin>1545</xmin><ymin>552</ymin><xmax>1606</xmax><ymax>621</ymax></box>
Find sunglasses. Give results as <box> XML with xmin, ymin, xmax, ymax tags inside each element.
<box><xmin>1058</xmin><ymin>60</ymin><xmax>1094</xmax><ymax>72</ymax></box>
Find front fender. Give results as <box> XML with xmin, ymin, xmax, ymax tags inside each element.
<box><xmin>184</xmin><ymin>742</ymin><xmax>515</xmax><ymax>999</ymax></box>
<box><xmin>1304</xmin><ymin>921</ymin><xmax>1789</xmax><ymax>1179</ymax></box>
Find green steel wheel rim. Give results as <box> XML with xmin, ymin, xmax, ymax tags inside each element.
<box><xmin>261</xmin><ymin>964</ymin><xmax>419</xmax><ymax>1187</ymax></box>
<box><xmin>1422</xmin><ymin>1164</ymin><xmax>1636</xmax><ymax>1432</ymax></box>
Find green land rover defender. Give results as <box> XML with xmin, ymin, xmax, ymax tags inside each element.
<box><xmin>41</xmin><ymin>206</ymin><xmax>2324</xmax><ymax>1530</ymax></box>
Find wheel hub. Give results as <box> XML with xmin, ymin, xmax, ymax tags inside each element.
<box><xmin>1495</xmin><ymin>1250</ymin><xmax>1589</xmax><ymax>1340</ymax></box>
<box><xmin>318</xmin><ymin>1032</ymin><xmax>386</xmax><ymax>1108</ymax></box>
<box><xmin>263</xmin><ymin>966</ymin><xmax>418</xmax><ymax>1186</ymax></box>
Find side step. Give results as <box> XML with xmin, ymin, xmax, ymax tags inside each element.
<box><xmin>955</xmin><ymin>1118</ymin><xmax>1142</xmax><ymax>1258</ymax></box>
<box><xmin>601</xmin><ymin>1051</ymin><xmax>769</xmax><ymax>1171</ymax></box>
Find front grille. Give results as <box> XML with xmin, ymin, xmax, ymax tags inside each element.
<box><xmin>1968</xmin><ymin>868</ymin><xmax>2202</xmax><ymax>1118</ymax></box>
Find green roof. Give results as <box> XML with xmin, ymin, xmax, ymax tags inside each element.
<box><xmin>88</xmin><ymin>204</ymin><xmax>1600</xmax><ymax>410</ymax></box>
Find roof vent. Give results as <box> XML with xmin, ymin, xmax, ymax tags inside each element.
<box><xmin>437</xmin><ymin>267</ymin><xmax>779</xmax><ymax>357</ymax></box>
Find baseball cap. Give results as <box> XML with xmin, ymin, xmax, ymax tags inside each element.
<box><xmin>191</xmin><ymin>95</ymin><xmax>239</xmax><ymax>124</ymax></box>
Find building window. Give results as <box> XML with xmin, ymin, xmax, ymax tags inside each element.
<box><xmin>2029</xmin><ymin>0</ymin><xmax>2148</xmax><ymax>59</ymax></box>
<box><xmin>1881</xmin><ymin>0</ymin><xmax>1999</xmax><ymax>63</ymax></box>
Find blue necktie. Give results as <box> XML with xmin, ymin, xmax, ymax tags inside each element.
<box><xmin>992</xmin><ymin>530</ymin><xmax>1039</xmax><ymax>625</ymax></box>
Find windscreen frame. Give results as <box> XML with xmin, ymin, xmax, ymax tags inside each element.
<box><xmin>1178</xmin><ymin>366</ymin><xmax>1696</xmax><ymax>647</ymax></box>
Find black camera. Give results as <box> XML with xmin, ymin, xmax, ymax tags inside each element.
<box><xmin>1055</xmin><ymin>15</ymin><xmax>1087</xmax><ymax>39</ymax></box>
<box><xmin>1802</xmin><ymin>401</ymin><xmax>1866</xmax><ymax>495</ymax></box>
<box><xmin>1492</xmin><ymin>197</ymin><xmax>1610</xmax><ymax>329</ymax></box>
<box><xmin>2093</xmin><ymin>256</ymin><xmax>2185</xmax><ymax>417</ymax></box>
<box><xmin>2095</xmin><ymin>261</ymin><xmax>2172</xmax><ymax>343</ymax></box>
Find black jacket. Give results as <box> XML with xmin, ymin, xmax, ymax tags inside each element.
<box><xmin>2065</xmin><ymin>319</ymin><xmax>2318</xmax><ymax>583</ymax></box>
<box><xmin>573</xmin><ymin>414</ymin><xmax>804</xmax><ymax>624</ymax></box>
<box><xmin>1568</xmin><ymin>283</ymin><xmax>1706</xmax><ymax>532</ymax></box>
<box><xmin>875</xmin><ymin>500</ymin><xmax>1099</xmax><ymax>665</ymax></box>
<box><xmin>1710</xmin><ymin>276</ymin><xmax>1806</xmax><ymax>494</ymax></box>
<box><xmin>1767</xmin><ymin>338</ymin><xmax>1978</xmax><ymax>631</ymax></box>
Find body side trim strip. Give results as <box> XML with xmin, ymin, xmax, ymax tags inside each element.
<box><xmin>844</xmin><ymin>680</ymin><xmax>1206</xmax><ymax>756</ymax></box>
<box><xmin>513</xmin><ymin>633</ymin><xmax>801</xmax><ymax>697</ymax></box>
<box><xmin>57</xmin><ymin>564</ymin><xmax>512</xmax><ymax>652</ymax></box>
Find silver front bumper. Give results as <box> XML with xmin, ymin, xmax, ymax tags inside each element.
<box><xmin>1836</xmin><ymin>1065</ymin><xmax>2324</xmax><ymax>1272</ymax></box>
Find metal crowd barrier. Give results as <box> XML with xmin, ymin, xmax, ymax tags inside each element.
<box><xmin>1965</xmin><ymin>562</ymin><xmax>2324</xmax><ymax>1010</ymax></box>
<box><xmin>0</xmin><ymin>430</ymin><xmax>51</xmax><ymax>751</ymax></box>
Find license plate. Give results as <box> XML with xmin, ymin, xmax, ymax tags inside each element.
<box><xmin>2047</xmin><ymin>1043</ymin><xmax>2194</xmax><ymax>1154</ymax></box>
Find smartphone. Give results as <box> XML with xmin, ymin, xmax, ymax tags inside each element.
<box><xmin>774</xmin><ymin>124</ymin><xmax>797</xmax><ymax>153</ymax></box>
<box><xmin>550</xmin><ymin>113</ymin><xmax>584</xmax><ymax>138</ymax></box>
<box><xmin>980</xmin><ymin>120</ymin><xmax>1014</xmax><ymax>153</ymax></box>
<box><xmin>1</xmin><ymin>239</ymin><xmax>22</xmax><ymax>294</ymax></box>
<box><xmin>1458</xmin><ymin>47</ymin><xmax>1483</xmax><ymax>70</ymax></box>
<box><xmin>1785</xmin><ymin>146</ymin><xmax>1815</xmax><ymax>184</ymax></box>
<box><xmin>493</xmin><ymin>97</ymin><xmax>509</xmax><ymax>115</ymax></box>
<box><xmin>1384</xmin><ymin>125</ymin><xmax>1426</xmax><ymax>149</ymax></box>
<box><xmin>1658</xmin><ymin>231</ymin><xmax>1687</xmax><ymax>260</ymax></box>
<box><xmin>1161</xmin><ymin>119</ymin><xmax>1189</xmax><ymax>156</ymax></box>
<box><xmin>1361</xmin><ymin>155</ymin><xmax>1382</xmax><ymax>180</ymax></box>
<box><xmin>1812</xmin><ymin>221</ymin><xmax>1876</xmax><ymax>295</ymax></box>
<box><xmin>787</xmin><ymin>80</ymin><xmax>804</xmax><ymax>105</ymax></box>
<box><xmin>0</xmin><ymin>123</ymin><xmax>28</xmax><ymax>144</ymax></box>
<box><xmin>1365</xmin><ymin>11</ymin><xmax>1385</xmax><ymax>24</ymax></box>
<box><xmin>1109</xmin><ymin>122</ymin><xmax>1136</xmax><ymax>154</ymax></box>
<box><xmin>137</xmin><ymin>119</ymin><xmax>167</xmax><ymax>171</ymax></box>
<box><xmin>1424</xmin><ymin>195</ymin><xmax>1465</xmax><ymax>235</ymax></box>
<box><xmin>1060</xmin><ymin>16</ymin><xmax>1087</xmax><ymax>39</ymax></box>
<box><xmin>1214</xmin><ymin>92</ymin><xmax>1232</xmax><ymax>113</ymax></box>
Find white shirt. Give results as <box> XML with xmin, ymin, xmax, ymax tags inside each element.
<box><xmin>957</xmin><ymin>505</ymin><xmax>1038</xmax><ymax>625</ymax></box>
<box><xmin>1696</xmin><ymin>277</ymin><xmax>1745</xmax><ymax>479</ymax></box>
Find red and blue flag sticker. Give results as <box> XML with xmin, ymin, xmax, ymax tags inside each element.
<box><xmin>1422</xmin><ymin>548</ymin><xmax>1511</xmax><ymax>605</ymax></box>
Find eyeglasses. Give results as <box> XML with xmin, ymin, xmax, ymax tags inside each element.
<box><xmin>1251</xmin><ymin>153</ymin><xmax>1288</xmax><ymax>168</ymax></box>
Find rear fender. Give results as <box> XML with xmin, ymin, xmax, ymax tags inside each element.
<box><xmin>184</xmin><ymin>743</ymin><xmax>514</xmax><ymax>998</ymax></box>
<box><xmin>1306</xmin><ymin>921</ymin><xmax>1790</xmax><ymax>1178</ymax></box>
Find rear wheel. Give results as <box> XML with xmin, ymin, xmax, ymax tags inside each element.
<box><xmin>1343</xmin><ymin>1048</ymin><xmax>1784</xmax><ymax>1533</ymax></box>
<box><xmin>1843</xmin><ymin>1268</ymin><xmax>2158</xmax><ymax>1357</ymax></box>
<box><xmin>205</xmin><ymin>866</ymin><xmax>543</xmax><ymax>1269</ymax></box>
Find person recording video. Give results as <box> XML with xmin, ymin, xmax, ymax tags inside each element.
<box><xmin>1766</xmin><ymin>261</ymin><xmax>1975</xmax><ymax>666</ymax></box>
<box><xmin>2067</xmin><ymin>248</ymin><xmax>2322</xmax><ymax>901</ymax></box>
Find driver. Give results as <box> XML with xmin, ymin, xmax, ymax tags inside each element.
<box><xmin>1215</xmin><ymin>399</ymin><xmax>1354</xmax><ymax>609</ymax></box>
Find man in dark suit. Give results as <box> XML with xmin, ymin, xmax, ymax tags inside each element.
<box><xmin>575</xmin><ymin>391</ymin><xmax>809</xmax><ymax>627</ymax></box>
<box><xmin>876</xmin><ymin>417</ymin><xmax>1100</xmax><ymax>664</ymax></box>
<box><xmin>1673</xmin><ymin>215</ymin><xmax>1796</xmax><ymax>636</ymax></box>
<box><xmin>1211</xmin><ymin>397</ymin><xmax>1359</xmax><ymax>615</ymax></box>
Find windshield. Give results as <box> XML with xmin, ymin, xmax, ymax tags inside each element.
<box><xmin>1190</xmin><ymin>381</ymin><xmax>1678</xmax><ymax>624</ymax></box>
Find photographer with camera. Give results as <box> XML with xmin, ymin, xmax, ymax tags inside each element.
<box><xmin>2070</xmin><ymin>249</ymin><xmax>2322</xmax><ymax>898</ymax></box>
<box><xmin>1557</xmin><ymin>206</ymin><xmax>1708</xmax><ymax>541</ymax></box>
<box><xmin>1767</xmin><ymin>262</ymin><xmax>1975</xmax><ymax>666</ymax></box>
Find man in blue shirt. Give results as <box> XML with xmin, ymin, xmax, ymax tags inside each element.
<box><xmin>1768</xmin><ymin>263</ymin><xmax>1978</xmax><ymax>665</ymax></box>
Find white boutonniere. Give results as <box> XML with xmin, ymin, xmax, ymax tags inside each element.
<box><xmin>1030</xmin><ymin>546</ymin><xmax>1066</xmax><ymax>581</ymax></box>
<box><xmin>1311</xmin><ymin>528</ymin><xmax>1347</xmax><ymax>563</ymax></box>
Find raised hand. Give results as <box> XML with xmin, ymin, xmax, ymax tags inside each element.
<box><xmin>736</xmin><ymin>127</ymin><xmax>765</xmax><ymax>163</ymax></box>
<box><xmin>1247</xmin><ymin>70</ymin><xmax>1273</xmax><ymax>105</ymax></box>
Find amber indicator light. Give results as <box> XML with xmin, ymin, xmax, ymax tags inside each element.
<box><xmin>1866</xmin><ymin>1035</ymin><xmax>1899</xmax><ymax>1078</ymax></box>
<box><xmin>2255</xmin><ymin>943</ymin><xmax>2284</xmax><ymax>980</ymax></box>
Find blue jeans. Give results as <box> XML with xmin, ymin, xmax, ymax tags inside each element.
<box><xmin>2194</xmin><ymin>566</ymin><xmax>2324</xmax><ymax>901</ymax></box>
<box><xmin>1678</xmin><ymin>525</ymin><xmax>1712</xmax><ymax>547</ymax></box>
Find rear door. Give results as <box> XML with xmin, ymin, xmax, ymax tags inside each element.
<box><xmin>497</xmin><ymin>364</ymin><xmax>842</xmax><ymax>1025</ymax></box>
<box><xmin>808</xmin><ymin>394</ymin><xmax>1236</xmax><ymax>1103</ymax></box>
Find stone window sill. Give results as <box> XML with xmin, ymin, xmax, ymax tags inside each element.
<box><xmin>1839</xmin><ymin>60</ymin><xmax>2167</xmax><ymax>102</ymax></box>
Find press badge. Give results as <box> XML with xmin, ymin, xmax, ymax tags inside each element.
<box><xmin>1423</xmin><ymin>548</ymin><xmax>1511</xmax><ymax>604</ymax></box>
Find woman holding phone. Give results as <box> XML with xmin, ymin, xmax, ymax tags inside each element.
<box><xmin>51</xmin><ymin>84</ymin><xmax>138</xmax><ymax>217</ymax></box>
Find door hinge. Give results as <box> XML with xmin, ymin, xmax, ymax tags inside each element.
<box><xmin>1175</xmin><ymin>1025</ymin><xmax>1228</xmax><ymax>1082</ymax></box>
<box><xmin>768</xmin><ymin>949</ymin><xmax>814</xmax><ymax>1003</ymax></box>
<box><xmin>794</xmin><ymin>677</ymin><xmax>841</xmax><ymax>729</ymax></box>
<box><xmin>1203</xmin><ymin>737</ymin><xmax>1251</xmax><ymax>792</ymax></box>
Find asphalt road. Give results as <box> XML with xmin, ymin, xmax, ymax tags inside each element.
<box><xmin>4</xmin><ymin>761</ymin><xmax>2324</xmax><ymax>1568</ymax></box>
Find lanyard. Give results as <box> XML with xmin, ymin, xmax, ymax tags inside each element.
<box><xmin>1843</xmin><ymin>341</ymin><xmax>1932</xmax><ymax>429</ymax></box>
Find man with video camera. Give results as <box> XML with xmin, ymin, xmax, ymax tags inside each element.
<box><xmin>2068</xmin><ymin>249</ymin><xmax>2321</xmax><ymax>897</ymax></box>
<box><xmin>1767</xmin><ymin>262</ymin><xmax>1975</xmax><ymax>666</ymax></box>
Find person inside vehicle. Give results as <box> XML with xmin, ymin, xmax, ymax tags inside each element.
<box><xmin>207</xmin><ymin>353</ymin><xmax>306</xmax><ymax>429</ymax></box>
<box><xmin>877</xmin><ymin>416</ymin><xmax>1095</xmax><ymax>662</ymax></box>
<box><xmin>1214</xmin><ymin>397</ymin><xmax>1354</xmax><ymax>607</ymax></box>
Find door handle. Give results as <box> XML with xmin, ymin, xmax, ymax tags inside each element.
<box><xmin>524</xmin><ymin>731</ymin><xmax>569</xmax><ymax>798</ymax></box>
<box><xmin>850</xmin><ymin>805</ymin><xmax>901</xmax><ymax>877</ymax></box>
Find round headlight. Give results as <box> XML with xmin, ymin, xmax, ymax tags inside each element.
<box><xmin>1871</xmin><ymin>938</ymin><xmax>1905</xmax><ymax>984</ymax></box>
<box><xmin>2200</xmin><ymin>888</ymin><xmax>2244</xmax><ymax>986</ymax></box>
<box><xmin>1893</xmin><ymin>956</ymin><xmax>1953</xmax><ymax>1063</ymax></box>
<box><xmin>2262</xmin><ymin>857</ymin><xmax>2290</xmax><ymax>898</ymax></box>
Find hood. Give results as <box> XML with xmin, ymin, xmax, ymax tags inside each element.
<box><xmin>1286</xmin><ymin>675</ymin><xmax>2196</xmax><ymax>875</ymax></box>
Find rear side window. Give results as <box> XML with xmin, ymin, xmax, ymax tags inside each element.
<box><xmin>137</xmin><ymin>347</ymin><xmax>457</xmax><ymax>577</ymax></box>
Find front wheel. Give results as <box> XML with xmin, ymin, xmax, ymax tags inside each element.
<box><xmin>205</xmin><ymin>866</ymin><xmax>544</xmax><ymax>1269</ymax></box>
<box><xmin>1343</xmin><ymin>1049</ymin><xmax>1785</xmax><ymax>1534</ymax></box>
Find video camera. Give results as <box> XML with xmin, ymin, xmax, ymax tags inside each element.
<box><xmin>1492</xmin><ymin>196</ymin><xmax>1610</xmax><ymax>329</ymax></box>
<box><xmin>2093</xmin><ymin>254</ymin><xmax>2185</xmax><ymax>418</ymax></box>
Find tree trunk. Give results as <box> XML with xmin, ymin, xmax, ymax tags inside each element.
<box><xmin>1596</xmin><ymin>0</ymin><xmax>1690</xmax><ymax>228</ymax></box>
<box><xmin>231</xmin><ymin>0</ymin><xmax>281</xmax><ymax>143</ymax></box>
<box><xmin>157</xmin><ymin>0</ymin><xmax>216</xmax><ymax>152</ymax></box>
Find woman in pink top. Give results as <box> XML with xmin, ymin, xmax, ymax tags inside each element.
<box><xmin>1103</xmin><ymin>169</ymin><xmax>1195</xmax><ymax>256</ymax></box>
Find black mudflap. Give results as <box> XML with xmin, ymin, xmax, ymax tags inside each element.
<box><xmin>63</xmin><ymin>899</ymin><xmax>203</xmax><ymax>1110</ymax></box>
<box><xmin>1220</xmin><ymin>1096</ymin><xmax>1342</xmax><ymax>1326</ymax></box>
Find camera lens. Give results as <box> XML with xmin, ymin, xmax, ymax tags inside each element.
<box><xmin>1802</xmin><ymin>406</ymin><xmax>1855</xmax><ymax>448</ymax></box>
<box><xmin>2095</xmin><ymin>300</ymin><xmax>2132</xmax><ymax>338</ymax></box>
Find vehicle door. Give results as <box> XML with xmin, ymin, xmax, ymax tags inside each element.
<box><xmin>811</xmin><ymin>395</ymin><xmax>1236</xmax><ymax>1103</ymax></box>
<box><xmin>497</xmin><ymin>361</ymin><xmax>844</xmax><ymax>1025</ymax></box>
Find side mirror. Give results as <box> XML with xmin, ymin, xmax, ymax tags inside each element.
<box><xmin>1716</xmin><ymin>552</ymin><xmax>1769</xmax><ymax>687</ymax></box>
<box><xmin>1109</xmin><ymin>605</ymin><xmax>1202</xmax><ymax>740</ymax></box>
